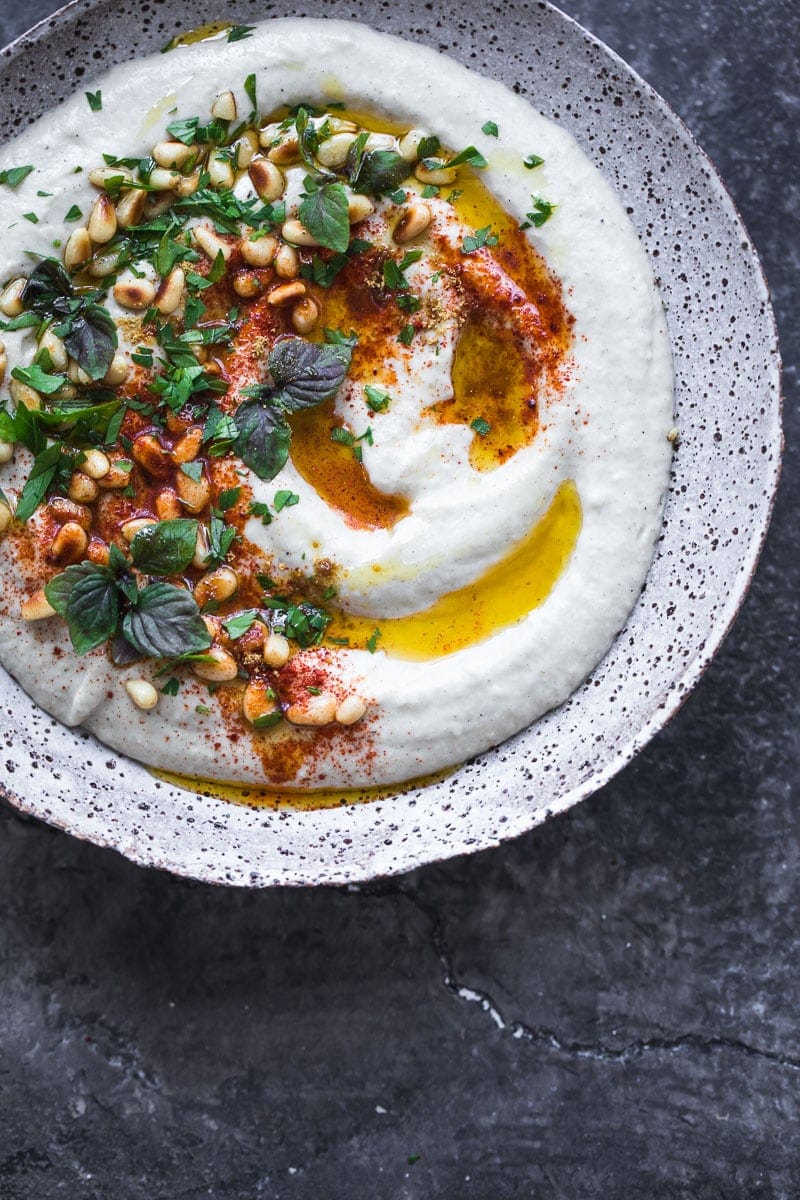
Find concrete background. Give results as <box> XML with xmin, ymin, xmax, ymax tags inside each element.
<box><xmin>0</xmin><ymin>0</ymin><xmax>798</xmax><ymax>1196</ymax></box>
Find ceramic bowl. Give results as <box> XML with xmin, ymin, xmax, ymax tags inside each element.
<box><xmin>0</xmin><ymin>0</ymin><xmax>781</xmax><ymax>885</ymax></box>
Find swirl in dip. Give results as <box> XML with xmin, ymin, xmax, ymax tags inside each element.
<box><xmin>0</xmin><ymin>20</ymin><xmax>673</xmax><ymax>790</ymax></box>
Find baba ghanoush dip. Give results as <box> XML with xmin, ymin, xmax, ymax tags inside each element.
<box><xmin>0</xmin><ymin>19</ymin><xmax>673</xmax><ymax>790</ymax></box>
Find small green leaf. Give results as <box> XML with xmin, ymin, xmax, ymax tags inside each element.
<box><xmin>366</xmin><ymin>627</ymin><xmax>382</xmax><ymax>653</ymax></box>
<box><xmin>274</xmin><ymin>489</ymin><xmax>299</xmax><ymax>512</ymax></box>
<box><xmin>268</xmin><ymin>336</ymin><xmax>352</xmax><ymax>410</ymax></box>
<box><xmin>129</xmin><ymin>518</ymin><xmax>199</xmax><ymax>575</ymax></box>
<box><xmin>397</xmin><ymin>324</ymin><xmax>416</xmax><ymax>346</ymax></box>
<box><xmin>85</xmin><ymin>91</ymin><xmax>103</xmax><ymax>112</ymax></box>
<box><xmin>298</xmin><ymin>181</ymin><xmax>350</xmax><ymax>253</ymax></box>
<box><xmin>0</xmin><ymin>165</ymin><xmax>34</xmax><ymax>189</ymax></box>
<box><xmin>160</xmin><ymin>676</ymin><xmax>180</xmax><ymax>695</ymax></box>
<box><xmin>217</xmin><ymin>486</ymin><xmax>241</xmax><ymax>511</ymax></box>
<box><xmin>244</xmin><ymin>73</ymin><xmax>257</xmax><ymax>115</ymax></box>
<box><xmin>23</xmin><ymin>212</ymin><xmax>39</xmax><ymax>224</ymax></box>
<box><xmin>10</xmin><ymin>364</ymin><xmax>66</xmax><ymax>395</ymax></box>
<box><xmin>365</xmin><ymin>385</ymin><xmax>392</xmax><ymax>412</ymax></box>
<box><xmin>481</xmin><ymin>121</ymin><xmax>499</xmax><ymax>137</ymax></box>
<box><xmin>523</xmin><ymin>153</ymin><xmax>545</xmax><ymax>169</ymax></box>
<box><xmin>180</xmin><ymin>461</ymin><xmax>203</xmax><ymax>482</ymax></box>
<box><xmin>233</xmin><ymin>400</ymin><xmax>292</xmax><ymax>481</ymax></box>
<box><xmin>223</xmin><ymin>609</ymin><xmax>259</xmax><ymax>639</ymax></box>
<box><xmin>64</xmin><ymin>205</ymin><xmax>82</xmax><ymax>222</ymax></box>
<box><xmin>227</xmin><ymin>23</ymin><xmax>255</xmax><ymax>42</ymax></box>
<box><xmin>470</xmin><ymin>417</ymin><xmax>491</xmax><ymax>436</ymax></box>
<box><xmin>461</xmin><ymin>225</ymin><xmax>499</xmax><ymax>254</ymax></box>
<box><xmin>123</xmin><ymin>582</ymin><xmax>211</xmax><ymax>660</ymax></box>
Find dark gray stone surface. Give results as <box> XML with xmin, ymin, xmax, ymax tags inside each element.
<box><xmin>0</xmin><ymin>0</ymin><xmax>797</xmax><ymax>1196</ymax></box>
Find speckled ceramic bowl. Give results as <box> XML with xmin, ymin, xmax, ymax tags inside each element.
<box><xmin>0</xmin><ymin>0</ymin><xmax>781</xmax><ymax>886</ymax></box>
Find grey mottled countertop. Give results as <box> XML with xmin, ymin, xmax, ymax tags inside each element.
<box><xmin>0</xmin><ymin>1</ymin><xmax>798</xmax><ymax>1196</ymax></box>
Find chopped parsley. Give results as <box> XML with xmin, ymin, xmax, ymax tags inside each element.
<box><xmin>0</xmin><ymin>165</ymin><xmax>33</xmax><ymax>189</ymax></box>
<box><xmin>397</xmin><ymin>324</ymin><xmax>416</xmax><ymax>346</ymax></box>
<box><xmin>365</xmin><ymin>385</ymin><xmax>392</xmax><ymax>413</ymax></box>
<box><xmin>470</xmin><ymin>417</ymin><xmax>491</xmax><ymax>436</ymax></box>
<box><xmin>481</xmin><ymin>120</ymin><xmax>499</xmax><ymax>137</ymax></box>
<box><xmin>22</xmin><ymin>212</ymin><xmax>38</xmax><ymax>224</ymax></box>
<box><xmin>366</xmin><ymin>627</ymin><xmax>382</xmax><ymax>653</ymax></box>
<box><xmin>160</xmin><ymin>677</ymin><xmax>181</xmax><ymax>696</ymax></box>
<box><xmin>85</xmin><ymin>90</ymin><xmax>103</xmax><ymax>112</ymax></box>
<box><xmin>64</xmin><ymin>204</ymin><xmax>82</xmax><ymax>222</ymax></box>
<box><xmin>520</xmin><ymin>196</ymin><xmax>556</xmax><ymax>229</ymax></box>
<box><xmin>227</xmin><ymin>24</ymin><xmax>255</xmax><ymax>42</ymax></box>
<box><xmin>249</xmin><ymin>500</ymin><xmax>272</xmax><ymax>526</ymax></box>
<box><xmin>461</xmin><ymin>225</ymin><xmax>499</xmax><ymax>254</ymax></box>
<box><xmin>523</xmin><ymin>153</ymin><xmax>545</xmax><ymax>169</ymax></box>
<box><xmin>274</xmin><ymin>489</ymin><xmax>299</xmax><ymax>512</ymax></box>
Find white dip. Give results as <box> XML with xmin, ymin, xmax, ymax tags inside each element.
<box><xmin>0</xmin><ymin>19</ymin><xmax>673</xmax><ymax>788</ymax></box>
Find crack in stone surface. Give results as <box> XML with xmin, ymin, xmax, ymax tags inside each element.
<box><xmin>362</xmin><ymin>881</ymin><xmax>800</xmax><ymax>1073</ymax></box>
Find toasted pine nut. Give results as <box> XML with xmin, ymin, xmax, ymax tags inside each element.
<box><xmin>80</xmin><ymin>448</ymin><xmax>110</xmax><ymax>480</ymax></box>
<box><xmin>273</xmin><ymin>243</ymin><xmax>299</xmax><ymax>279</ymax></box>
<box><xmin>51</xmin><ymin>382</ymin><xmax>78</xmax><ymax>401</ymax></box>
<box><xmin>266</xmin><ymin>136</ymin><xmax>300</xmax><ymax>166</ymax></box>
<box><xmin>152</xmin><ymin>140</ymin><xmax>195</xmax><ymax>169</ymax></box>
<box><xmin>0</xmin><ymin>348</ymin><xmax>6</xmax><ymax>385</ymax></box>
<box><xmin>0</xmin><ymin>499</ymin><xmax>12</xmax><ymax>535</ymax></box>
<box><xmin>208</xmin><ymin>156</ymin><xmax>235</xmax><ymax>190</ymax></box>
<box><xmin>87</xmin><ymin>194</ymin><xmax>118</xmax><ymax>244</ymax></box>
<box><xmin>48</xmin><ymin>496</ymin><xmax>92</xmax><ymax>530</ymax></box>
<box><xmin>262</xmin><ymin>632</ymin><xmax>290</xmax><ymax>668</ymax></box>
<box><xmin>0</xmin><ymin>440</ymin><xmax>13</xmax><ymax>464</ymax></box>
<box><xmin>131</xmin><ymin>432</ymin><xmax>170</xmax><ymax>476</ymax></box>
<box><xmin>87</xmin><ymin>247</ymin><xmax>122</xmax><ymax>278</ymax></box>
<box><xmin>172</xmin><ymin>426</ymin><xmax>203</xmax><ymax>464</ymax></box>
<box><xmin>267</xmin><ymin>280</ymin><xmax>306</xmax><ymax>307</ymax></box>
<box><xmin>248</xmin><ymin>158</ymin><xmax>285</xmax><ymax>202</ymax></box>
<box><xmin>21</xmin><ymin>590</ymin><xmax>56</xmax><ymax>621</ymax></box>
<box><xmin>87</xmin><ymin>538</ymin><xmax>110</xmax><ymax>566</ymax></box>
<box><xmin>9</xmin><ymin>380</ymin><xmax>40</xmax><ymax>411</ymax></box>
<box><xmin>414</xmin><ymin>162</ymin><xmax>456</xmax><ymax>186</ymax></box>
<box><xmin>97</xmin><ymin>459</ymin><xmax>133</xmax><ymax>489</ymax></box>
<box><xmin>174</xmin><ymin>172</ymin><xmax>201</xmax><ymax>198</ymax></box>
<box><xmin>286</xmin><ymin>692</ymin><xmax>337</xmax><ymax>727</ymax></box>
<box><xmin>211</xmin><ymin>90</ymin><xmax>237</xmax><ymax>122</ymax></box>
<box><xmin>144</xmin><ymin>194</ymin><xmax>174</xmax><ymax>221</ymax></box>
<box><xmin>48</xmin><ymin>521</ymin><xmax>88</xmax><ymax>566</ymax></box>
<box><xmin>192</xmin><ymin>224</ymin><xmax>232</xmax><ymax>262</ymax></box>
<box><xmin>67</xmin><ymin>471</ymin><xmax>99</xmax><ymax>504</ymax></box>
<box><xmin>39</xmin><ymin>327</ymin><xmax>68</xmax><ymax>371</ymax></box>
<box><xmin>394</xmin><ymin>201</ymin><xmax>432</xmax><ymax>243</ymax></box>
<box><xmin>291</xmin><ymin>296</ymin><xmax>319</xmax><ymax>334</ymax></box>
<box><xmin>115</xmin><ymin>188</ymin><xmax>147</xmax><ymax>229</ymax></box>
<box><xmin>193</xmin><ymin>565</ymin><xmax>238</xmax><ymax>607</ymax></box>
<box><xmin>155</xmin><ymin>266</ymin><xmax>185</xmax><ymax>315</ymax></box>
<box><xmin>364</xmin><ymin>133</ymin><xmax>395</xmax><ymax>153</ymax></box>
<box><xmin>0</xmin><ymin>279</ymin><xmax>26</xmax><ymax>317</ymax></box>
<box><xmin>399</xmin><ymin>128</ymin><xmax>429</xmax><ymax>162</ymax></box>
<box><xmin>202</xmin><ymin>614</ymin><xmax>225</xmax><ymax>642</ymax></box>
<box><xmin>125</xmin><ymin>679</ymin><xmax>159</xmax><ymax>711</ymax></box>
<box><xmin>335</xmin><ymin>695</ymin><xmax>368</xmax><ymax>725</ymax></box>
<box><xmin>241</xmin><ymin>233</ymin><xmax>277</xmax><ymax>267</ymax></box>
<box><xmin>281</xmin><ymin>218</ymin><xmax>320</xmax><ymax>248</ymax></box>
<box><xmin>231</xmin><ymin>132</ymin><xmax>257</xmax><ymax>169</ymax></box>
<box><xmin>193</xmin><ymin>525</ymin><xmax>210</xmax><ymax>569</ymax></box>
<box><xmin>88</xmin><ymin>165</ymin><xmax>132</xmax><ymax>188</ymax></box>
<box><xmin>329</xmin><ymin>117</ymin><xmax>358</xmax><ymax>134</ymax></box>
<box><xmin>316</xmin><ymin>131</ymin><xmax>358</xmax><ymax>168</ymax></box>
<box><xmin>155</xmin><ymin>488</ymin><xmax>182</xmax><ymax>520</ymax></box>
<box><xmin>257</xmin><ymin>122</ymin><xmax>282</xmax><ymax>147</ymax></box>
<box><xmin>192</xmin><ymin>644</ymin><xmax>239</xmax><ymax>683</ymax></box>
<box><xmin>347</xmin><ymin>194</ymin><xmax>374</xmax><ymax>224</ymax></box>
<box><xmin>148</xmin><ymin>167</ymin><xmax>182</xmax><ymax>192</ymax></box>
<box><xmin>67</xmin><ymin>359</ymin><xmax>93</xmax><ymax>386</ymax></box>
<box><xmin>121</xmin><ymin>517</ymin><xmax>157</xmax><ymax>541</ymax></box>
<box><xmin>63</xmin><ymin>227</ymin><xmax>93</xmax><ymax>271</ymax></box>
<box><xmin>175</xmin><ymin>469</ymin><xmax>210</xmax><ymax>513</ymax></box>
<box><xmin>242</xmin><ymin>678</ymin><xmax>282</xmax><ymax>728</ymax></box>
<box><xmin>232</xmin><ymin>270</ymin><xmax>262</xmax><ymax>299</ymax></box>
<box><xmin>103</xmin><ymin>352</ymin><xmax>130</xmax><ymax>386</ymax></box>
<box><xmin>113</xmin><ymin>276</ymin><xmax>157</xmax><ymax>311</ymax></box>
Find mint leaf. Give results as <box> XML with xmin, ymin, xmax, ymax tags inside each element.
<box><xmin>129</xmin><ymin>518</ymin><xmax>199</xmax><ymax>575</ymax></box>
<box><xmin>349</xmin><ymin>148</ymin><xmax>411</xmax><ymax>198</ymax></box>
<box><xmin>298</xmin><ymin>182</ymin><xmax>350</xmax><ymax>253</ymax></box>
<box><xmin>46</xmin><ymin>562</ymin><xmax>119</xmax><ymax>654</ymax></box>
<box><xmin>123</xmin><ymin>582</ymin><xmax>211</xmax><ymax>659</ymax></box>
<box><xmin>268</xmin><ymin>336</ymin><xmax>352</xmax><ymax>410</ymax></box>
<box><xmin>10</xmin><ymin>364</ymin><xmax>66</xmax><ymax>395</ymax></box>
<box><xmin>233</xmin><ymin>400</ymin><xmax>292</xmax><ymax>481</ymax></box>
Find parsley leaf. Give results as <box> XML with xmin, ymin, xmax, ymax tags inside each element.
<box><xmin>461</xmin><ymin>225</ymin><xmax>499</xmax><ymax>254</ymax></box>
<box><xmin>227</xmin><ymin>24</ymin><xmax>255</xmax><ymax>42</ymax></box>
<box><xmin>481</xmin><ymin>121</ymin><xmax>499</xmax><ymax>137</ymax></box>
<box><xmin>365</xmin><ymin>385</ymin><xmax>391</xmax><ymax>412</ymax></box>
<box><xmin>523</xmin><ymin>153</ymin><xmax>545</xmax><ymax>169</ymax></box>
<box><xmin>470</xmin><ymin>417</ymin><xmax>491</xmax><ymax>436</ymax></box>
<box><xmin>85</xmin><ymin>91</ymin><xmax>102</xmax><ymax>112</ymax></box>
<box><xmin>0</xmin><ymin>165</ymin><xmax>33</xmax><ymax>189</ymax></box>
